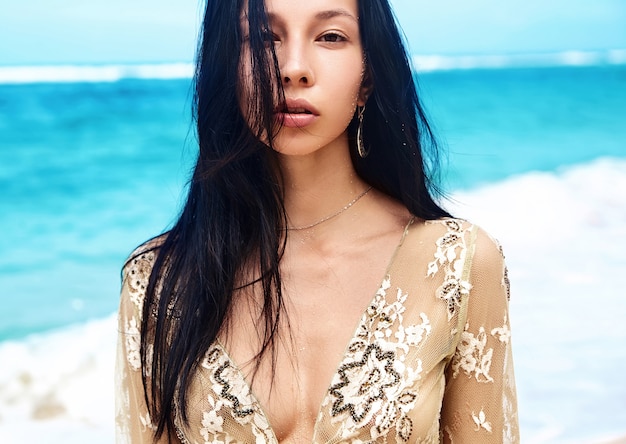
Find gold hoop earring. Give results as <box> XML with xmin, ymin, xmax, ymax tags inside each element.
<box><xmin>356</xmin><ymin>105</ymin><xmax>368</xmax><ymax>158</ymax></box>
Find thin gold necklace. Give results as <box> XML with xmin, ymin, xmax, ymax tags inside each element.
<box><xmin>286</xmin><ymin>186</ymin><xmax>372</xmax><ymax>231</ymax></box>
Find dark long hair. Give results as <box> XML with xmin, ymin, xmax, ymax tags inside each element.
<box><xmin>138</xmin><ymin>0</ymin><xmax>450</xmax><ymax>440</ymax></box>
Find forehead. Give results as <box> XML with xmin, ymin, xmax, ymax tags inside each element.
<box><xmin>262</xmin><ymin>0</ymin><xmax>359</xmax><ymax>22</ymax></box>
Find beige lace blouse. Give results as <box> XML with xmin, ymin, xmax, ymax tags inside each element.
<box><xmin>115</xmin><ymin>218</ymin><xmax>519</xmax><ymax>443</ymax></box>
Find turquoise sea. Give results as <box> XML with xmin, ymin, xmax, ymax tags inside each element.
<box><xmin>2</xmin><ymin>64</ymin><xmax>624</xmax><ymax>340</ymax></box>
<box><xmin>0</xmin><ymin>61</ymin><xmax>625</xmax><ymax>443</ymax></box>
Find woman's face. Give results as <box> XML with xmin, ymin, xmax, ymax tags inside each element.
<box><xmin>240</xmin><ymin>0</ymin><xmax>367</xmax><ymax>156</ymax></box>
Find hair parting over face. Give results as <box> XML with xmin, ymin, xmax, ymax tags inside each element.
<box><xmin>136</xmin><ymin>0</ymin><xmax>450</xmax><ymax>440</ymax></box>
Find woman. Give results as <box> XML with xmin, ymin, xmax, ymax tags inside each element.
<box><xmin>115</xmin><ymin>0</ymin><xmax>519</xmax><ymax>442</ymax></box>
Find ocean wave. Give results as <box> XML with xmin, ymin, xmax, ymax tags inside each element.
<box><xmin>1</xmin><ymin>49</ymin><xmax>624</xmax><ymax>84</ymax></box>
<box><xmin>413</xmin><ymin>49</ymin><xmax>626</xmax><ymax>72</ymax></box>
<box><xmin>0</xmin><ymin>315</ymin><xmax>117</xmax><ymax>443</ymax></box>
<box><xmin>1</xmin><ymin>157</ymin><xmax>625</xmax><ymax>442</ymax></box>
<box><xmin>0</xmin><ymin>63</ymin><xmax>194</xmax><ymax>84</ymax></box>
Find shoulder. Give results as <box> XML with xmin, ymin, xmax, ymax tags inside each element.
<box><xmin>415</xmin><ymin>217</ymin><xmax>511</xmax><ymax>318</ymax></box>
<box><xmin>423</xmin><ymin>218</ymin><xmax>510</xmax><ymax>307</ymax></box>
<box><xmin>119</xmin><ymin>234</ymin><xmax>168</xmax><ymax>318</ymax></box>
<box><xmin>122</xmin><ymin>234</ymin><xmax>167</xmax><ymax>283</ymax></box>
<box><xmin>411</xmin><ymin>217</ymin><xmax>507</xmax><ymax>286</ymax></box>
<box><xmin>417</xmin><ymin>217</ymin><xmax>504</xmax><ymax>260</ymax></box>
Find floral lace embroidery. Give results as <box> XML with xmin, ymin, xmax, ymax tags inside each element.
<box><xmin>496</xmin><ymin>243</ymin><xmax>511</xmax><ymax>302</ymax></box>
<box><xmin>116</xmin><ymin>249</ymin><xmax>159</xmax><ymax>442</ymax></box>
<box><xmin>197</xmin><ymin>346</ymin><xmax>275</xmax><ymax>443</ymax></box>
<box><xmin>502</xmin><ymin>393</ymin><xmax>517</xmax><ymax>442</ymax></box>
<box><xmin>323</xmin><ymin>276</ymin><xmax>430</xmax><ymax>442</ymax></box>
<box><xmin>330</xmin><ymin>343</ymin><xmax>401</xmax><ymax>421</ymax></box>
<box><xmin>124</xmin><ymin>316</ymin><xmax>141</xmax><ymax>371</ymax></box>
<box><xmin>123</xmin><ymin>251</ymin><xmax>157</xmax><ymax>373</ymax></box>
<box><xmin>471</xmin><ymin>409</ymin><xmax>492</xmax><ymax>433</ymax></box>
<box><xmin>126</xmin><ymin>251</ymin><xmax>155</xmax><ymax>317</ymax></box>
<box><xmin>139</xmin><ymin>411</ymin><xmax>157</xmax><ymax>433</ymax></box>
<box><xmin>201</xmin><ymin>407</ymin><xmax>224</xmax><ymax>439</ymax></box>
<box><xmin>116</xmin><ymin>221</ymin><xmax>520</xmax><ymax>443</ymax></box>
<box><xmin>491</xmin><ymin>315</ymin><xmax>511</xmax><ymax>344</ymax></box>
<box><xmin>450</xmin><ymin>323</ymin><xmax>494</xmax><ymax>383</ymax></box>
<box><xmin>427</xmin><ymin>219</ymin><xmax>472</xmax><ymax>319</ymax></box>
<box><xmin>395</xmin><ymin>313</ymin><xmax>432</xmax><ymax>347</ymax></box>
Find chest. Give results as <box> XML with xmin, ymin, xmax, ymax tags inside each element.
<box><xmin>177</xmin><ymin>220</ymin><xmax>470</xmax><ymax>443</ymax></box>
<box><xmin>205</xmin><ymin>297</ymin><xmax>455</xmax><ymax>441</ymax></box>
<box><xmin>185</xmin><ymin>278</ymin><xmax>457</xmax><ymax>444</ymax></box>
<box><xmin>222</xmin><ymin>240</ymin><xmax>401</xmax><ymax>440</ymax></box>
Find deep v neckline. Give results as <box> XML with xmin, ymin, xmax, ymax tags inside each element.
<box><xmin>214</xmin><ymin>217</ymin><xmax>416</xmax><ymax>442</ymax></box>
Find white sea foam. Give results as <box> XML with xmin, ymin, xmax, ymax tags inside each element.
<box><xmin>413</xmin><ymin>49</ymin><xmax>626</xmax><ymax>72</ymax></box>
<box><xmin>0</xmin><ymin>157</ymin><xmax>625</xmax><ymax>443</ymax></box>
<box><xmin>0</xmin><ymin>315</ymin><xmax>117</xmax><ymax>443</ymax></box>
<box><xmin>0</xmin><ymin>49</ymin><xmax>624</xmax><ymax>84</ymax></box>
<box><xmin>446</xmin><ymin>157</ymin><xmax>626</xmax><ymax>443</ymax></box>
<box><xmin>0</xmin><ymin>63</ymin><xmax>194</xmax><ymax>84</ymax></box>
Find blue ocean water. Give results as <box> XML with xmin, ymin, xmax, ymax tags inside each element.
<box><xmin>421</xmin><ymin>66</ymin><xmax>626</xmax><ymax>189</ymax></box>
<box><xmin>0</xmin><ymin>79</ymin><xmax>194</xmax><ymax>339</ymax></box>
<box><xmin>0</xmin><ymin>65</ymin><xmax>625</xmax><ymax>341</ymax></box>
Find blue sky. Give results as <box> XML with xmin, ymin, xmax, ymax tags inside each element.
<box><xmin>1</xmin><ymin>0</ymin><xmax>624</xmax><ymax>65</ymax></box>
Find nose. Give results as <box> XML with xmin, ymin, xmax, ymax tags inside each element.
<box><xmin>279</xmin><ymin>40</ymin><xmax>314</xmax><ymax>87</ymax></box>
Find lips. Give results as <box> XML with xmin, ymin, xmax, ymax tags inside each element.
<box><xmin>274</xmin><ymin>98</ymin><xmax>319</xmax><ymax>128</ymax></box>
<box><xmin>275</xmin><ymin>98</ymin><xmax>319</xmax><ymax>114</ymax></box>
<box><xmin>282</xmin><ymin>107</ymin><xmax>312</xmax><ymax>114</ymax></box>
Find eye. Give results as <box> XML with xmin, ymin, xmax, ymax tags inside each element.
<box><xmin>318</xmin><ymin>32</ymin><xmax>347</xmax><ymax>43</ymax></box>
<box><xmin>262</xmin><ymin>29</ymin><xmax>279</xmax><ymax>43</ymax></box>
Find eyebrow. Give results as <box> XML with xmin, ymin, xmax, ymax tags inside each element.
<box><xmin>267</xmin><ymin>8</ymin><xmax>358</xmax><ymax>25</ymax></box>
<box><xmin>315</xmin><ymin>9</ymin><xmax>358</xmax><ymax>22</ymax></box>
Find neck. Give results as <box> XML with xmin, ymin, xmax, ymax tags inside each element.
<box><xmin>277</xmin><ymin>143</ymin><xmax>369</xmax><ymax>231</ymax></box>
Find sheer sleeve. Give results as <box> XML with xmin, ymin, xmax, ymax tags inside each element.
<box><xmin>115</xmin><ymin>249</ymin><xmax>181</xmax><ymax>444</ymax></box>
<box><xmin>441</xmin><ymin>228</ymin><xmax>519</xmax><ymax>443</ymax></box>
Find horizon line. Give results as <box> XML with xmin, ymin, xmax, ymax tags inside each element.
<box><xmin>0</xmin><ymin>49</ymin><xmax>624</xmax><ymax>84</ymax></box>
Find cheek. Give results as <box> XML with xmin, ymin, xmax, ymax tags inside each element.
<box><xmin>332</xmin><ymin>57</ymin><xmax>366</xmax><ymax>103</ymax></box>
<box><xmin>334</xmin><ymin>68</ymin><xmax>366</xmax><ymax>122</ymax></box>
